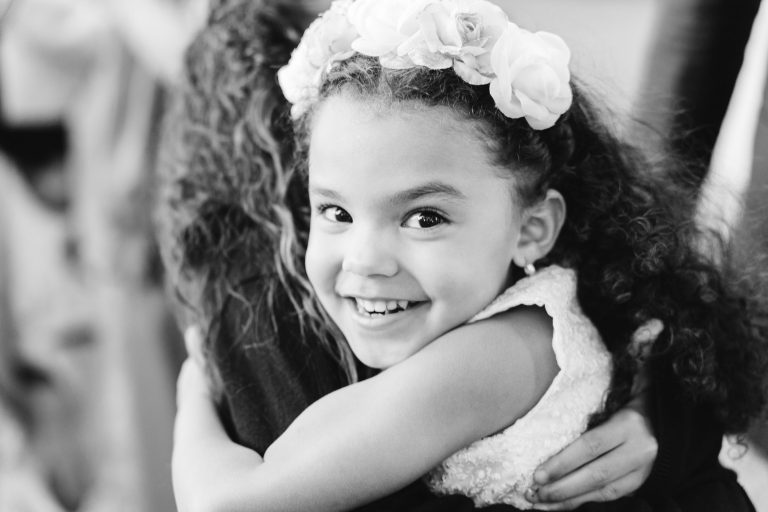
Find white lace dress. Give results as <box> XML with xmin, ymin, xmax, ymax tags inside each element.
<box><xmin>425</xmin><ymin>265</ymin><xmax>613</xmax><ymax>509</ymax></box>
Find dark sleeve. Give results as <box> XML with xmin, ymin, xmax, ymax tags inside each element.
<box><xmin>639</xmin><ymin>360</ymin><xmax>716</xmax><ymax>494</ymax></box>
<box><xmin>608</xmin><ymin>360</ymin><xmax>755</xmax><ymax>512</ymax></box>
<box><xmin>213</xmin><ymin>280</ymin><xmax>349</xmax><ymax>455</ymax></box>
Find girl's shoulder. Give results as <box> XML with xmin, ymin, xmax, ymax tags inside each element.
<box><xmin>468</xmin><ymin>265</ymin><xmax>610</xmax><ymax>375</ymax></box>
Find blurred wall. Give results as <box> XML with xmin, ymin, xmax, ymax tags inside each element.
<box><xmin>497</xmin><ymin>0</ymin><xmax>659</xmax><ymax>113</ymax></box>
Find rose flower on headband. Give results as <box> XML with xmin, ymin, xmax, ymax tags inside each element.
<box><xmin>277</xmin><ymin>0</ymin><xmax>573</xmax><ymax>130</ymax></box>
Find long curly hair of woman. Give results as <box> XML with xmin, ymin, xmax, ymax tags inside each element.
<box><xmin>291</xmin><ymin>54</ymin><xmax>768</xmax><ymax>434</ymax></box>
<box><xmin>155</xmin><ymin>0</ymin><xmax>359</xmax><ymax>388</ymax></box>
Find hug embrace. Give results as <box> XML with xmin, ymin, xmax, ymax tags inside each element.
<box><xmin>159</xmin><ymin>1</ymin><xmax>768</xmax><ymax>511</ymax></box>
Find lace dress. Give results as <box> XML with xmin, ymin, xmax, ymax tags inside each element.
<box><xmin>425</xmin><ymin>265</ymin><xmax>613</xmax><ymax>509</ymax></box>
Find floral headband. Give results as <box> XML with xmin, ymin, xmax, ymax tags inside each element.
<box><xmin>277</xmin><ymin>0</ymin><xmax>573</xmax><ymax>130</ymax></box>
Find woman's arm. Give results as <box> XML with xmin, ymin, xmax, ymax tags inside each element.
<box><xmin>173</xmin><ymin>308</ymin><xmax>557</xmax><ymax>512</ymax></box>
<box><xmin>524</xmin><ymin>398</ymin><xmax>657</xmax><ymax>510</ymax></box>
<box><xmin>527</xmin><ymin>322</ymin><xmax>662</xmax><ymax>510</ymax></box>
<box><xmin>527</xmin><ymin>331</ymin><xmax>754</xmax><ymax>512</ymax></box>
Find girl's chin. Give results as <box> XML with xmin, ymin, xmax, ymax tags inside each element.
<box><xmin>354</xmin><ymin>352</ymin><xmax>402</xmax><ymax>370</ymax></box>
<box><xmin>350</xmin><ymin>344</ymin><xmax>411</xmax><ymax>370</ymax></box>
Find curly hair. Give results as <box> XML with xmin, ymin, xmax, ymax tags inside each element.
<box><xmin>290</xmin><ymin>55</ymin><xmax>768</xmax><ymax>433</ymax></box>
<box><xmin>156</xmin><ymin>0</ymin><xmax>358</xmax><ymax>390</ymax></box>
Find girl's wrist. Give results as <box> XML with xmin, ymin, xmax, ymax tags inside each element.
<box><xmin>176</xmin><ymin>359</ymin><xmax>213</xmax><ymax>406</ymax></box>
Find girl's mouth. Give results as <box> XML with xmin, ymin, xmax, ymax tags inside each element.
<box><xmin>353</xmin><ymin>298</ymin><xmax>418</xmax><ymax>316</ymax></box>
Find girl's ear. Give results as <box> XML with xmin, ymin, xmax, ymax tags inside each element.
<box><xmin>512</xmin><ymin>189</ymin><xmax>566</xmax><ymax>268</ymax></box>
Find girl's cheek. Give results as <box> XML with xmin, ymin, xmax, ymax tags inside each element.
<box><xmin>304</xmin><ymin>239</ymin><xmax>322</xmax><ymax>287</ymax></box>
<box><xmin>305</xmin><ymin>236</ymin><xmax>336</xmax><ymax>288</ymax></box>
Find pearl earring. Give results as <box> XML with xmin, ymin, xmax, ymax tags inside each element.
<box><xmin>524</xmin><ymin>263</ymin><xmax>536</xmax><ymax>276</ymax></box>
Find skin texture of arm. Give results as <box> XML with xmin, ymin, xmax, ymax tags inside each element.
<box><xmin>173</xmin><ymin>307</ymin><xmax>558</xmax><ymax>512</ymax></box>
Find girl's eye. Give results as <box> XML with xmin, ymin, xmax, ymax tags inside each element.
<box><xmin>319</xmin><ymin>205</ymin><xmax>352</xmax><ymax>223</ymax></box>
<box><xmin>403</xmin><ymin>210</ymin><xmax>446</xmax><ymax>229</ymax></box>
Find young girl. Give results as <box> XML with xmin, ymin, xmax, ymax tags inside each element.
<box><xmin>171</xmin><ymin>1</ymin><xmax>768</xmax><ymax>510</ymax></box>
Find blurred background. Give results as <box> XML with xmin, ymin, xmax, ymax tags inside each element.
<box><xmin>0</xmin><ymin>0</ymin><xmax>766</xmax><ymax>510</ymax></box>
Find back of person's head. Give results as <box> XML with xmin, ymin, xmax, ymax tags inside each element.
<box><xmin>157</xmin><ymin>0</ymin><xmax>358</xmax><ymax>391</ymax></box>
<box><xmin>281</xmin><ymin>0</ymin><xmax>768</xmax><ymax>432</ymax></box>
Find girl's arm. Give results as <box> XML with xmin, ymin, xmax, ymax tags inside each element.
<box><xmin>173</xmin><ymin>307</ymin><xmax>558</xmax><ymax>512</ymax></box>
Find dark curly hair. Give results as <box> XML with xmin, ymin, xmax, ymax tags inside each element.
<box><xmin>288</xmin><ymin>54</ymin><xmax>768</xmax><ymax>433</ymax></box>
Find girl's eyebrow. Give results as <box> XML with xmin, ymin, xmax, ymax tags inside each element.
<box><xmin>390</xmin><ymin>182</ymin><xmax>468</xmax><ymax>204</ymax></box>
<box><xmin>309</xmin><ymin>181</ymin><xmax>467</xmax><ymax>203</ymax></box>
<box><xmin>308</xmin><ymin>186</ymin><xmax>344</xmax><ymax>201</ymax></box>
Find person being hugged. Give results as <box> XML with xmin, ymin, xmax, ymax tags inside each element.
<box><xmin>172</xmin><ymin>1</ymin><xmax>768</xmax><ymax>510</ymax></box>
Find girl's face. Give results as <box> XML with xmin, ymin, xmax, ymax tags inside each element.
<box><xmin>306</xmin><ymin>96</ymin><xmax>525</xmax><ymax>369</ymax></box>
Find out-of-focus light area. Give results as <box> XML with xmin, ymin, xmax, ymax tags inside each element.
<box><xmin>0</xmin><ymin>0</ymin><xmax>766</xmax><ymax>511</ymax></box>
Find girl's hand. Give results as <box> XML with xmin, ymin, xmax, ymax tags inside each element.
<box><xmin>173</xmin><ymin>357</ymin><xmax>218</xmax><ymax>511</ymax></box>
<box><xmin>174</xmin><ymin>325</ymin><xmax>267</xmax><ymax>512</ymax></box>
<box><xmin>176</xmin><ymin>325</ymin><xmax>212</xmax><ymax>405</ymax></box>
<box><xmin>176</xmin><ymin>356</ymin><xmax>212</xmax><ymax>406</ymax></box>
<box><xmin>173</xmin><ymin>326</ymin><xmax>224</xmax><ymax>511</ymax></box>
<box><xmin>183</xmin><ymin>325</ymin><xmax>207</xmax><ymax>369</ymax></box>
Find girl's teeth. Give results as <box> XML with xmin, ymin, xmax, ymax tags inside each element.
<box><xmin>354</xmin><ymin>298</ymin><xmax>413</xmax><ymax>315</ymax></box>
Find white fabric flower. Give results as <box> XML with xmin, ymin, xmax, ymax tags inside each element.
<box><xmin>489</xmin><ymin>22</ymin><xmax>572</xmax><ymax>129</ymax></box>
<box><xmin>348</xmin><ymin>0</ymin><xmax>424</xmax><ymax>57</ymax></box>
<box><xmin>278</xmin><ymin>0</ymin><xmax>574</xmax><ymax>129</ymax></box>
<box><xmin>277</xmin><ymin>0</ymin><xmax>357</xmax><ymax>118</ymax></box>
<box><xmin>397</xmin><ymin>0</ymin><xmax>508</xmax><ymax>84</ymax></box>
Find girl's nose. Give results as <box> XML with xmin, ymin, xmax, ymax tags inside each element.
<box><xmin>341</xmin><ymin>227</ymin><xmax>398</xmax><ymax>277</ymax></box>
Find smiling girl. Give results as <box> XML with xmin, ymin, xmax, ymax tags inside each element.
<box><xmin>171</xmin><ymin>1</ymin><xmax>768</xmax><ymax>511</ymax></box>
